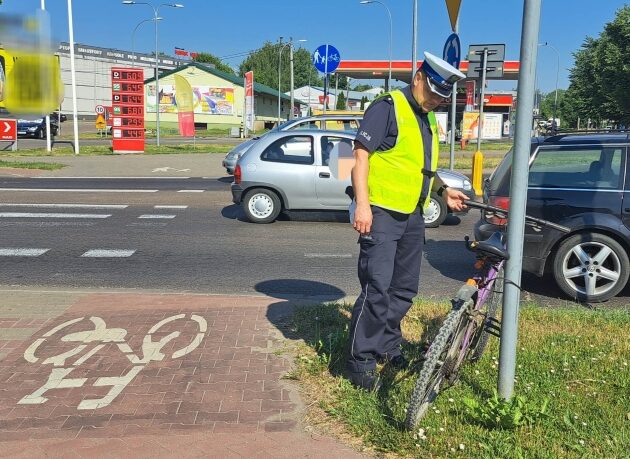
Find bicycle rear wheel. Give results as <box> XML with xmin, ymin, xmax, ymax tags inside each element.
<box><xmin>470</xmin><ymin>266</ymin><xmax>504</xmax><ymax>362</ymax></box>
<box><xmin>405</xmin><ymin>304</ymin><xmax>468</xmax><ymax>431</ymax></box>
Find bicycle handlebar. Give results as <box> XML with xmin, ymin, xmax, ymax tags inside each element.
<box><xmin>465</xmin><ymin>200</ymin><xmax>570</xmax><ymax>233</ymax></box>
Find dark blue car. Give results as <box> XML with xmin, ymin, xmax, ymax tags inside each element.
<box><xmin>475</xmin><ymin>131</ymin><xmax>630</xmax><ymax>302</ymax></box>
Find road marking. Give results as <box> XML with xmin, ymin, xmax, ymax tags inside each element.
<box><xmin>153</xmin><ymin>205</ymin><xmax>188</xmax><ymax>209</ymax></box>
<box><xmin>137</xmin><ymin>214</ymin><xmax>176</xmax><ymax>219</ymax></box>
<box><xmin>35</xmin><ymin>177</ymin><xmax>190</xmax><ymax>179</ymax></box>
<box><xmin>0</xmin><ymin>248</ymin><xmax>50</xmax><ymax>256</ymax></box>
<box><xmin>81</xmin><ymin>249</ymin><xmax>136</xmax><ymax>258</ymax></box>
<box><xmin>177</xmin><ymin>190</ymin><xmax>205</xmax><ymax>193</ymax></box>
<box><xmin>0</xmin><ymin>212</ymin><xmax>111</xmax><ymax>219</ymax></box>
<box><xmin>304</xmin><ymin>253</ymin><xmax>353</xmax><ymax>258</ymax></box>
<box><xmin>0</xmin><ymin>188</ymin><xmax>159</xmax><ymax>193</ymax></box>
<box><xmin>0</xmin><ymin>203</ymin><xmax>128</xmax><ymax>209</ymax></box>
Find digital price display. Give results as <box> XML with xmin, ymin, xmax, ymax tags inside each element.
<box><xmin>111</xmin><ymin>67</ymin><xmax>145</xmax><ymax>153</ymax></box>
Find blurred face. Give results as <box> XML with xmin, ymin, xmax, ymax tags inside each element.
<box><xmin>412</xmin><ymin>70</ymin><xmax>447</xmax><ymax>113</ymax></box>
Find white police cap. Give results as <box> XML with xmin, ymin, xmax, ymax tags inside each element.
<box><xmin>421</xmin><ymin>51</ymin><xmax>466</xmax><ymax>98</ymax></box>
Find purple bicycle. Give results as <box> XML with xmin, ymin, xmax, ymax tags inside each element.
<box><xmin>405</xmin><ymin>200</ymin><xmax>570</xmax><ymax>430</ymax></box>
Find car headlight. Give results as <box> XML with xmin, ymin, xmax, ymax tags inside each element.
<box><xmin>462</xmin><ymin>179</ymin><xmax>472</xmax><ymax>191</ymax></box>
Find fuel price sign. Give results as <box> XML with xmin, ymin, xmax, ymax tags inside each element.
<box><xmin>111</xmin><ymin>67</ymin><xmax>145</xmax><ymax>153</ymax></box>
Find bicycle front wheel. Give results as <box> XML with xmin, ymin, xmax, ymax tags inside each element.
<box><xmin>405</xmin><ymin>304</ymin><xmax>468</xmax><ymax>431</ymax></box>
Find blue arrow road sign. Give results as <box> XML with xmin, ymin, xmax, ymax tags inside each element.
<box><xmin>443</xmin><ymin>33</ymin><xmax>461</xmax><ymax>69</ymax></box>
<box><xmin>312</xmin><ymin>44</ymin><xmax>341</xmax><ymax>74</ymax></box>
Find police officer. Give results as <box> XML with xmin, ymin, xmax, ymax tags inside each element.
<box><xmin>346</xmin><ymin>52</ymin><xmax>469</xmax><ymax>391</ymax></box>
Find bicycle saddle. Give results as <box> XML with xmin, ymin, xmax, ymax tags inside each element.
<box><xmin>473</xmin><ymin>231</ymin><xmax>510</xmax><ymax>260</ymax></box>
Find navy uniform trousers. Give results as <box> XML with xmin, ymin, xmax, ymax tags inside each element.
<box><xmin>346</xmin><ymin>204</ymin><xmax>425</xmax><ymax>374</ymax></box>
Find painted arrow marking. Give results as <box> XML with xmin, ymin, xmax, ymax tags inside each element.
<box><xmin>3</xmin><ymin>122</ymin><xmax>10</xmax><ymax>133</ymax></box>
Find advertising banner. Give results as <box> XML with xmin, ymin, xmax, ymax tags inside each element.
<box><xmin>147</xmin><ymin>83</ymin><xmax>234</xmax><ymax>115</ymax></box>
<box><xmin>174</xmin><ymin>75</ymin><xmax>195</xmax><ymax>137</ymax></box>
<box><xmin>434</xmin><ymin>112</ymin><xmax>448</xmax><ymax>143</ymax></box>
<box><xmin>465</xmin><ymin>80</ymin><xmax>475</xmax><ymax>112</ymax></box>
<box><xmin>244</xmin><ymin>71</ymin><xmax>254</xmax><ymax>131</ymax></box>
<box><xmin>462</xmin><ymin>112</ymin><xmax>503</xmax><ymax>140</ymax></box>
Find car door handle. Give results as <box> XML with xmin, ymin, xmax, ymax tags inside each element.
<box><xmin>319</xmin><ymin>172</ymin><xmax>330</xmax><ymax>178</ymax></box>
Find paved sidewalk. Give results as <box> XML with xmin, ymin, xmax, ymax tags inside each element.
<box><xmin>0</xmin><ymin>153</ymin><xmax>228</xmax><ymax>178</ymax></box>
<box><xmin>0</xmin><ymin>288</ymin><xmax>369</xmax><ymax>458</ymax></box>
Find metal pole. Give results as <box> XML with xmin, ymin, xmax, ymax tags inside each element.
<box><xmin>243</xmin><ymin>74</ymin><xmax>248</xmax><ymax>138</ymax></box>
<box><xmin>547</xmin><ymin>43</ymin><xmax>560</xmax><ymax>128</ymax></box>
<box><xmin>411</xmin><ymin>0</ymin><xmax>418</xmax><ymax>79</ymax></box>
<box><xmin>67</xmin><ymin>0</ymin><xmax>79</xmax><ymax>154</ymax></box>
<box><xmin>154</xmin><ymin>6</ymin><xmax>160</xmax><ymax>147</ymax></box>
<box><xmin>476</xmin><ymin>48</ymin><xmax>488</xmax><ymax>151</ymax></box>
<box><xmin>334</xmin><ymin>73</ymin><xmax>338</xmax><ymax>109</ymax></box>
<box><xmin>277</xmin><ymin>39</ymin><xmax>284</xmax><ymax>123</ymax></box>
<box><xmin>41</xmin><ymin>0</ymin><xmax>52</xmax><ymax>152</ymax></box>
<box><xmin>290</xmin><ymin>42</ymin><xmax>295</xmax><ymax>119</ymax></box>
<box><xmin>449</xmin><ymin>18</ymin><xmax>459</xmax><ymax>170</ymax></box>
<box><xmin>323</xmin><ymin>44</ymin><xmax>329</xmax><ymax>115</ymax></box>
<box><xmin>498</xmin><ymin>0</ymin><xmax>542</xmax><ymax>400</ymax></box>
<box><xmin>386</xmin><ymin>3</ymin><xmax>392</xmax><ymax>90</ymax></box>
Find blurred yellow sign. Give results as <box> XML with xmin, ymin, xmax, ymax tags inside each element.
<box><xmin>4</xmin><ymin>50</ymin><xmax>63</xmax><ymax>114</ymax></box>
<box><xmin>95</xmin><ymin>114</ymin><xmax>106</xmax><ymax>130</ymax></box>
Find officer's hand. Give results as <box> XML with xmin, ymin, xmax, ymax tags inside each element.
<box><xmin>353</xmin><ymin>204</ymin><xmax>373</xmax><ymax>235</ymax></box>
<box><xmin>445</xmin><ymin>188</ymin><xmax>468</xmax><ymax>212</ymax></box>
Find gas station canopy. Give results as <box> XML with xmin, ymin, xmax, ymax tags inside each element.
<box><xmin>336</xmin><ymin>60</ymin><xmax>520</xmax><ymax>82</ymax></box>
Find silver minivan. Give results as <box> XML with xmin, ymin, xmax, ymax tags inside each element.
<box><xmin>231</xmin><ymin>129</ymin><xmax>473</xmax><ymax>225</ymax></box>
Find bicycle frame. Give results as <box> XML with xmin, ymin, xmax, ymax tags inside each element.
<box><xmin>453</xmin><ymin>255</ymin><xmax>505</xmax><ymax>370</ymax></box>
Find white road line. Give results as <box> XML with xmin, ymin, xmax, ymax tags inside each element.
<box><xmin>0</xmin><ymin>248</ymin><xmax>50</xmax><ymax>256</ymax></box>
<box><xmin>0</xmin><ymin>203</ymin><xmax>128</xmax><ymax>209</ymax></box>
<box><xmin>35</xmin><ymin>177</ymin><xmax>190</xmax><ymax>179</ymax></box>
<box><xmin>137</xmin><ymin>214</ymin><xmax>176</xmax><ymax>219</ymax></box>
<box><xmin>0</xmin><ymin>212</ymin><xmax>111</xmax><ymax>219</ymax></box>
<box><xmin>304</xmin><ymin>253</ymin><xmax>353</xmax><ymax>258</ymax></box>
<box><xmin>0</xmin><ymin>188</ymin><xmax>159</xmax><ymax>193</ymax></box>
<box><xmin>81</xmin><ymin>249</ymin><xmax>136</xmax><ymax>258</ymax></box>
<box><xmin>177</xmin><ymin>190</ymin><xmax>205</xmax><ymax>193</ymax></box>
<box><xmin>153</xmin><ymin>205</ymin><xmax>188</xmax><ymax>209</ymax></box>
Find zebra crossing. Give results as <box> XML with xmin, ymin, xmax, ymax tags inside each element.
<box><xmin>0</xmin><ymin>203</ymin><xmax>189</xmax><ymax>258</ymax></box>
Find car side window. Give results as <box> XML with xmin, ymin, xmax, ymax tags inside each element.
<box><xmin>261</xmin><ymin>136</ymin><xmax>314</xmax><ymax>165</ymax></box>
<box><xmin>529</xmin><ymin>147</ymin><xmax>623</xmax><ymax>189</ymax></box>
<box><xmin>320</xmin><ymin>136</ymin><xmax>352</xmax><ymax>167</ymax></box>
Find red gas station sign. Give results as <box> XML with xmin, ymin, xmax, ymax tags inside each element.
<box><xmin>111</xmin><ymin>68</ymin><xmax>145</xmax><ymax>153</ymax></box>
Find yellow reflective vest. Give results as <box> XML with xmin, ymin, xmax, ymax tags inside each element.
<box><xmin>367</xmin><ymin>89</ymin><xmax>439</xmax><ymax>214</ymax></box>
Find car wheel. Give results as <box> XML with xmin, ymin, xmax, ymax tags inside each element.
<box><xmin>553</xmin><ymin>232</ymin><xmax>629</xmax><ymax>302</ymax></box>
<box><xmin>424</xmin><ymin>192</ymin><xmax>447</xmax><ymax>228</ymax></box>
<box><xmin>37</xmin><ymin>129</ymin><xmax>45</xmax><ymax>139</ymax></box>
<box><xmin>242</xmin><ymin>188</ymin><xmax>281</xmax><ymax>224</ymax></box>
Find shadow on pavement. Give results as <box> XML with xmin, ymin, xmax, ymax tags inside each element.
<box><xmin>423</xmin><ymin>238</ymin><xmax>476</xmax><ymax>283</ymax></box>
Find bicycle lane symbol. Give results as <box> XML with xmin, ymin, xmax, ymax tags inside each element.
<box><xmin>17</xmin><ymin>314</ymin><xmax>207</xmax><ymax>410</ymax></box>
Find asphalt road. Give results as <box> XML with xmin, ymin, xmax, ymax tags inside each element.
<box><xmin>0</xmin><ymin>176</ymin><xmax>626</xmax><ymax>307</ymax></box>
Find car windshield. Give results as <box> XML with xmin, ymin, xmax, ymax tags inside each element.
<box><xmin>274</xmin><ymin>119</ymin><xmax>298</xmax><ymax>131</ymax></box>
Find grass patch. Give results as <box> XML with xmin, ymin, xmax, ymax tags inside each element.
<box><xmin>0</xmin><ymin>159</ymin><xmax>65</xmax><ymax>170</ymax></box>
<box><xmin>290</xmin><ymin>301</ymin><xmax>629</xmax><ymax>458</ymax></box>
<box><xmin>1</xmin><ymin>143</ymin><xmax>233</xmax><ymax>157</ymax></box>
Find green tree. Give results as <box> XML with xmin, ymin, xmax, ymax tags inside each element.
<box><xmin>192</xmin><ymin>52</ymin><xmax>235</xmax><ymax>75</ymax></box>
<box><xmin>360</xmin><ymin>96</ymin><xmax>367</xmax><ymax>110</ymax></box>
<box><xmin>238</xmin><ymin>41</ymin><xmax>322</xmax><ymax>93</ymax></box>
<box><xmin>567</xmin><ymin>5</ymin><xmax>630</xmax><ymax>126</ymax></box>
<box><xmin>354</xmin><ymin>83</ymin><xmax>375</xmax><ymax>92</ymax></box>
<box><xmin>336</xmin><ymin>91</ymin><xmax>346</xmax><ymax>110</ymax></box>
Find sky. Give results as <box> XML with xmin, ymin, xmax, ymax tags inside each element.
<box><xmin>1</xmin><ymin>0</ymin><xmax>626</xmax><ymax>93</ymax></box>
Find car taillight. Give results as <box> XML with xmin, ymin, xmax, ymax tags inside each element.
<box><xmin>487</xmin><ymin>196</ymin><xmax>510</xmax><ymax>226</ymax></box>
<box><xmin>234</xmin><ymin>164</ymin><xmax>241</xmax><ymax>185</ymax></box>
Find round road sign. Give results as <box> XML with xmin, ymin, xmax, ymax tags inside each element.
<box><xmin>95</xmin><ymin>105</ymin><xmax>105</xmax><ymax>115</ymax></box>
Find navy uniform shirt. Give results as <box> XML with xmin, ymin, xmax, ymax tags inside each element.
<box><xmin>355</xmin><ymin>85</ymin><xmax>434</xmax><ymax>208</ymax></box>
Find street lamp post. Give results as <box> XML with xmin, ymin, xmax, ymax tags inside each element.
<box><xmin>131</xmin><ymin>17</ymin><xmax>162</xmax><ymax>63</ymax></box>
<box><xmin>122</xmin><ymin>1</ymin><xmax>184</xmax><ymax>147</ymax></box>
<box><xmin>539</xmin><ymin>42</ymin><xmax>560</xmax><ymax>130</ymax></box>
<box><xmin>277</xmin><ymin>38</ymin><xmax>306</xmax><ymax>123</ymax></box>
<box><xmin>360</xmin><ymin>0</ymin><xmax>392</xmax><ymax>91</ymax></box>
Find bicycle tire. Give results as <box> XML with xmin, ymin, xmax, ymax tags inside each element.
<box><xmin>470</xmin><ymin>266</ymin><xmax>504</xmax><ymax>362</ymax></box>
<box><xmin>405</xmin><ymin>304</ymin><xmax>468</xmax><ymax>431</ymax></box>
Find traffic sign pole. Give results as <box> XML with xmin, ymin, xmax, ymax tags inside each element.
<box><xmin>323</xmin><ymin>45</ymin><xmax>329</xmax><ymax>114</ymax></box>
<box><xmin>499</xmin><ymin>0</ymin><xmax>542</xmax><ymax>401</ymax></box>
